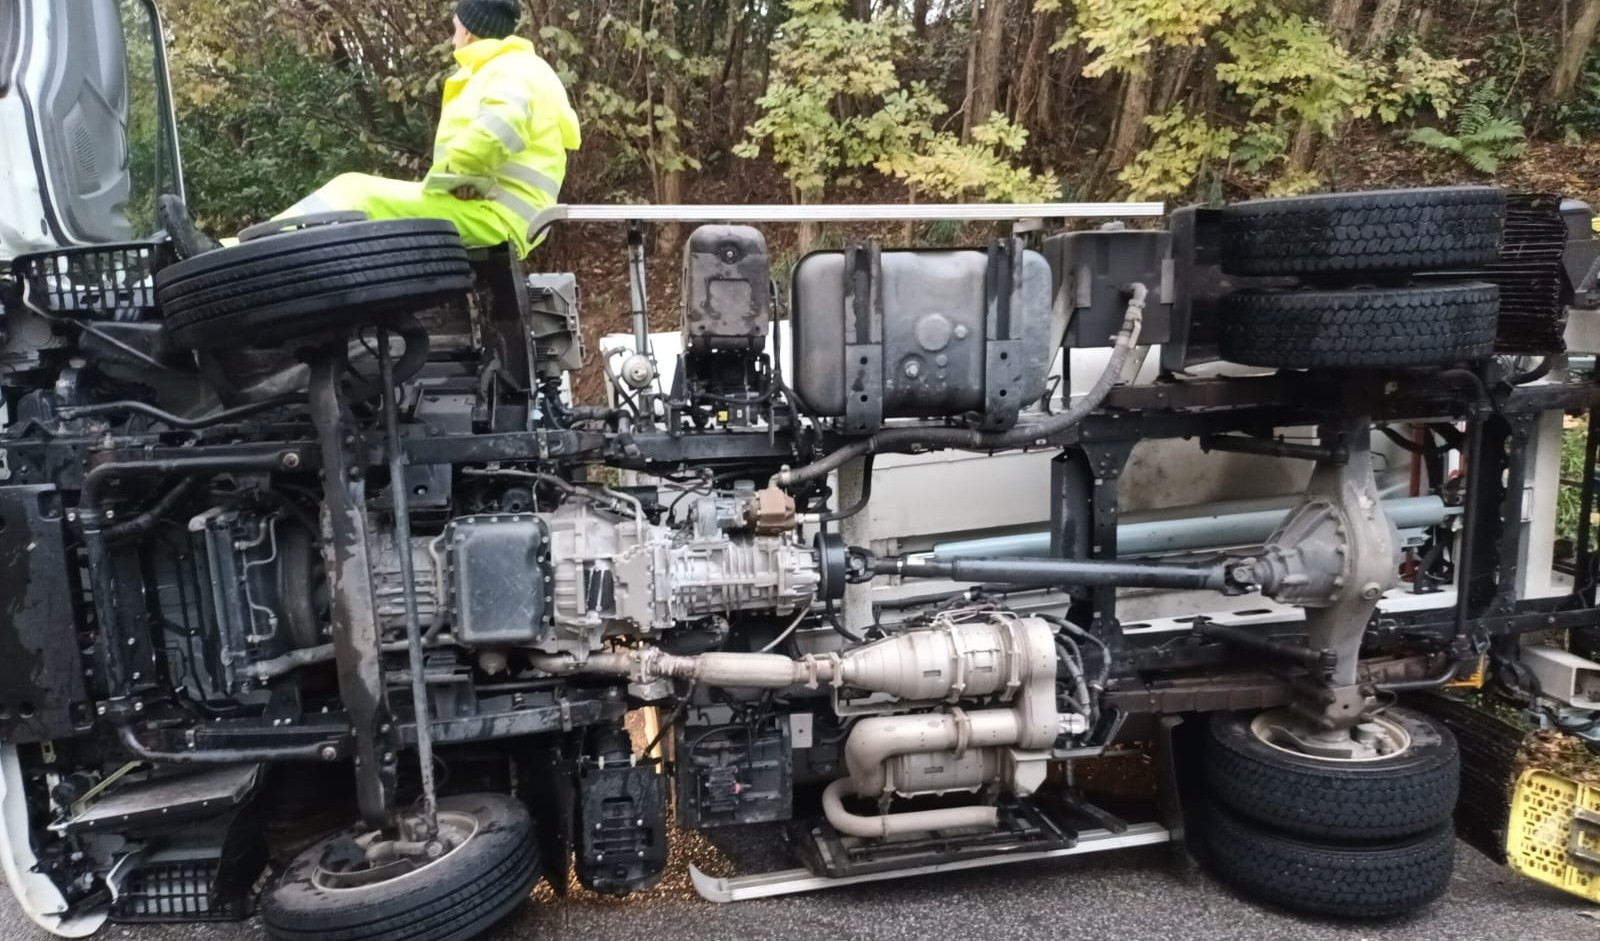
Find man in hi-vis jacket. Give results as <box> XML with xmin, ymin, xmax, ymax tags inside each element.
<box><xmin>277</xmin><ymin>0</ymin><xmax>582</xmax><ymax>256</ymax></box>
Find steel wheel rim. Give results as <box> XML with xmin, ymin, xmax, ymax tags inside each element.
<box><xmin>311</xmin><ymin>810</ymin><xmax>478</xmax><ymax>892</ymax></box>
<box><xmin>1248</xmin><ymin>709</ymin><xmax>1412</xmax><ymax>763</ymax></box>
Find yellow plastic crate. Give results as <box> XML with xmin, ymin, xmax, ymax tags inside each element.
<box><xmin>1506</xmin><ymin>768</ymin><xmax>1600</xmax><ymax>902</ymax></box>
<box><xmin>1444</xmin><ymin>654</ymin><xmax>1487</xmax><ymax>690</ymax></box>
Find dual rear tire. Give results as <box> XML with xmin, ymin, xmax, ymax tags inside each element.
<box><xmin>1197</xmin><ymin>707</ymin><xmax>1461</xmax><ymax>919</ymax></box>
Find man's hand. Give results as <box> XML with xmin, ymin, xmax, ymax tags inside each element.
<box><xmin>452</xmin><ymin>185</ymin><xmax>483</xmax><ymax>200</ymax></box>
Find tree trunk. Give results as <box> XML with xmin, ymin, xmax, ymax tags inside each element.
<box><xmin>655</xmin><ymin>0</ymin><xmax>683</xmax><ymax>252</ymax></box>
<box><xmin>1012</xmin><ymin>9</ymin><xmax>1055</xmax><ymax>128</ymax></box>
<box><xmin>1548</xmin><ymin>0</ymin><xmax>1600</xmax><ymax>102</ymax></box>
<box><xmin>914</xmin><ymin>0</ymin><xmax>931</xmax><ymax>35</ymax></box>
<box><xmin>1414</xmin><ymin>2</ymin><xmax>1434</xmax><ymax>40</ymax></box>
<box><xmin>1363</xmin><ymin>0</ymin><xmax>1403</xmax><ymax>51</ymax></box>
<box><xmin>1325</xmin><ymin>0</ymin><xmax>1365</xmax><ymax>41</ymax></box>
<box><xmin>722</xmin><ymin>1</ymin><xmax>750</xmax><ymax>148</ymax></box>
<box><xmin>1289</xmin><ymin>0</ymin><xmax>1365</xmax><ymax>174</ymax></box>
<box><xmin>848</xmin><ymin>0</ymin><xmax>873</xmax><ymax>21</ymax></box>
<box><xmin>1154</xmin><ymin>45</ymin><xmax>1200</xmax><ymax>115</ymax></box>
<box><xmin>967</xmin><ymin>0</ymin><xmax>1011</xmax><ymax>136</ymax></box>
<box><xmin>1107</xmin><ymin>63</ymin><xmax>1154</xmax><ymax>171</ymax></box>
<box><xmin>960</xmin><ymin>0</ymin><xmax>984</xmax><ymax>139</ymax></box>
<box><xmin>1044</xmin><ymin>43</ymin><xmax>1089</xmax><ymax>143</ymax></box>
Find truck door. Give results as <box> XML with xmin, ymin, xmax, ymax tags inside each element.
<box><xmin>0</xmin><ymin>0</ymin><xmax>136</xmax><ymax>257</ymax></box>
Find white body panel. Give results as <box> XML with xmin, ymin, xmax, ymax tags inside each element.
<box><xmin>0</xmin><ymin>746</ymin><xmax>106</xmax><ymax>937</ymax></box>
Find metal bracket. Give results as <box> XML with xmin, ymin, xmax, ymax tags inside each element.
<box><xmin>308</xmin><ymin>345</ymin><xmax>398</xmax><ymax>828</ymax></box>
<box><xmin>982</xmin><ymin>238</ymin><xmax>1027</xmax><ymax>431</ymax></box>
<box><xmin>842</xmin><ymin>241</ymin><xmax>885</xmax><ymax>434</ymax></box>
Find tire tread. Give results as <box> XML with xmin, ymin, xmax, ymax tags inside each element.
<box><xmin>262</xmin><ymin>793</ymin><xmax>539</xmax><ymax>941</ymax></box>
<box><xmin>1204</xmin><ymin>708</ymin><xmax>1460</xmax><ymax>841</ymax></box>
<box><xmin>1199</xmin><ymin>800</ymin><xmax>1455</xmax><ymax>919</ymax></box>
<box><xmin>1218</xmin><ymin>283</ymin><xmax>1499</xmax><ymax>368</ymax></box>
<box><xmin>1220</xmin><ymin>186</ymin><xmax>1505</xmax><ymax>276</ymax></box>
<box><xmin>156</xmin><ymin>220</ymin><xmax>471</xmax><ymax>350</ymax></box>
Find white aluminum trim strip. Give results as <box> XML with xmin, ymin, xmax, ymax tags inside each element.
<box><xmin>531</xmin><ymin>202</ymin><xmax>1165</xmax><ymax>237</ymax></box>
<box><xmin>689</xmin><ymin>821</ymin><xmax>1171</xmax><ymax>902</ymax></box>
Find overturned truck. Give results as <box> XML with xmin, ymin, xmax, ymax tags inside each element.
<box><xmin>2</xmin><ymin>185</ymin><xmax>1597</xmax><ymax>935</ymax></box>
<box><xmin>7</xmin><ymin>5</ymin><xmax>1600</xmax><ymax>940</ymax></box>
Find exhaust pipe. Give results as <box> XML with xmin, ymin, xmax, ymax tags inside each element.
<box><xmin>821</xmin><ymin>779</ymin><xmax>998</xmax><ymax>839</ymax></box>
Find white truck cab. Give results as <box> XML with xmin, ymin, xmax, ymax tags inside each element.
<box><xmin>0</xmin><ymin>0</ymin><xmax>181</xmax><ymax>261</ymax></box>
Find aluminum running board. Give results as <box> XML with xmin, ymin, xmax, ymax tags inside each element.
<box><xmin>689</xmin><ymin>821</ymin><xmax>1172</xmax><ymax>903</ymax></box>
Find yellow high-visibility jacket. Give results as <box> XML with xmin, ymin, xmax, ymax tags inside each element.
<box><xmin>429</xmin><ymin>36</ymin><xmax>582</xmax><ymax>250</ymax></box>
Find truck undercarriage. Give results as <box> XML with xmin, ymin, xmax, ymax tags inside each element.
<box><xmin>0</xmin><ymin>184</ymin><xmax>1597</xmax><ymax>937</ymax></box>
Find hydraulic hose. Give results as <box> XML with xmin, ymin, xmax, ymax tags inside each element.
<box><xmin>116</xmin><ymin>721</ymin><xmax>336</xmax><ymax>764</ymax></box>
<box><xmin>103</xmin><ymin>477</ymin><xmax>202</xmax><ymax>544</ymax></box>
<box><xmin>775</xmin><ymin>283</ymin><xmax>1147</xmax><ymax>489</ymax></box>
<box><xmin>58</xmin><ymin>394</ymin><xmax>307</xmax><ymax>431</ymax></box>
<box><xmin>245</xmin><ymin>638</ymin><xmax>462</xmax><ymax>681</ymax></box>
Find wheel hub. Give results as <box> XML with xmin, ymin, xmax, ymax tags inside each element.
<box><xmin>312</xmin><ymin>810</ymin><xmax>476</xmax><ymax>891</ymax></box>
<box><xmin>1251</xmin><ymin>708</ymin><xmax>1411</xmax><ymax>761</ymax></box>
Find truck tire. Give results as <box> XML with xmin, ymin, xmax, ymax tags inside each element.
<box><xmin>1204</xmin><ymin>707</ymin><xmax>1460</xmax><ymax>842</ymax></box>
<box><xmin>262</xmin><ymin>792</ymin><xmax>539</xmax><ymax>941</ymax></box>
<box><xmin>157</xmin><ymin>219</ymin><xmax>471</xmax><ymax>351</ymax></box>
<box><xmin>1218</xmin><ymin>282</ymin><xmax>1499</xmax><ymax>369</ymax></box>
<box><xmin>1220</xmin><ymin>186</ymin><xmax>1505</xmax><ymax>277</ymax></box>
<box><xmin>1199</xmin><ymin>799</ymin><xmax>1455</xmax><ymax>919</ymax></box>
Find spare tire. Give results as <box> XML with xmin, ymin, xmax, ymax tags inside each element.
<box><xmin>1218</xmin><ymin>282</ymin><xmax>1499</xmax><ymax>369</ymax></box>
<box><xmin>1220</xmin><ymin>186</ymin><xmax>1505</xmax><ymax>277</ymax></box>
<box><xmin>158</xmin><ymin>219</ymin><xmax>471</xmax><ymax>351</ymax></box>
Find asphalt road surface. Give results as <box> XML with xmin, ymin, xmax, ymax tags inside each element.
<box><xmin>3</xmin><ymin>828</ymin><xmax>1596</xmax><ymax>941</ymax></box>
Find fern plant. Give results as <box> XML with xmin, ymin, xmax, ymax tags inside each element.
<box><xmin>1406</xmin><ymin>81</ymin><xmax>1526</xmax><ymax>174</ymax></box>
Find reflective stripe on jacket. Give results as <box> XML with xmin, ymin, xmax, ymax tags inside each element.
<box><xmin>429</xmin><ymin>36</ymin><xmax>581</xmax><ymax>248</ymax></box>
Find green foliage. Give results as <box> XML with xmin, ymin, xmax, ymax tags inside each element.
<box><xmin>1120</xmin><ymin>107</ymin><xmax>1238</xmax><ymax>200</ymax></box>
<box><xmin>1117</xmin><ymin>6</ymin><xmax>1467</xmax><ymax>201</ymax></box>
<box><xmin>120</xmin><ymin>0</ymin><xmax>163</xmax><ymax>235</ymax></box>
<box><xmin>1558</xmin><ymin>418</ymin><xmax>1590</xmax><ymax>554</ymax></box>
<box><xmin>556</xmin><ymin>15</ymin><xmax>702</xmax><ymax>198</ymax></box>
<box><xmin>1372</xmin><ymin>44</ymin><xmax>1471</xmax><ymax>124</ymax></box>
<box><xmin>162</xmin><ymin>0</ymin><xmax>450</xmax><ymax>230</ymax></box>
<box><xmin>142</xmin><ymin>0</ymin><xmax>1563</xmax><ymax>237</ymax></box>
<box><xmin>177</xmin><ymin>47</ymin><xmax>416</xmax><ymax>230</ymax></box>
<box><xmin>1556</xmin><ymin>57</ymin><xmax>1600</xmax><ymax>140</ymax></box>
<box><xmin>1406</xmin><ymin>81</ymin><xmax>1527</xmax><ymax>174</ymax></box>
<box><xmin>1071</xmin><ymin>0</ymin><xmax>1260</xmax><ymax>75</ymax></box>
<box><xmin>1479</xmin><ymin>4</ymin><xmax>1559</xmax><ymax>116</ymax></box>
<box><xmin>879</xmin><ymin>114</ymin><xmax>1061</xmax><ymax>202</ymax></box>
<box><xmin>1217</xmin><ymin>13</ymin><xmax>1372</xmax><ymax>135</ymax></box>
<box><xmin>738</xmin><ymin>0</ymin><xmax>1048</xmax><ymax>205</ymax></box>
<box><xmin>735</xmin><ymin>0</ymin><xmax>935</xmax><ymax>200</ymax></box>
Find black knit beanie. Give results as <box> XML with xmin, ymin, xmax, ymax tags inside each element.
<box><xmin>456</xmin><ymin>0</ymin><xmax>519</xmax><ymax>40</ymax></box>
